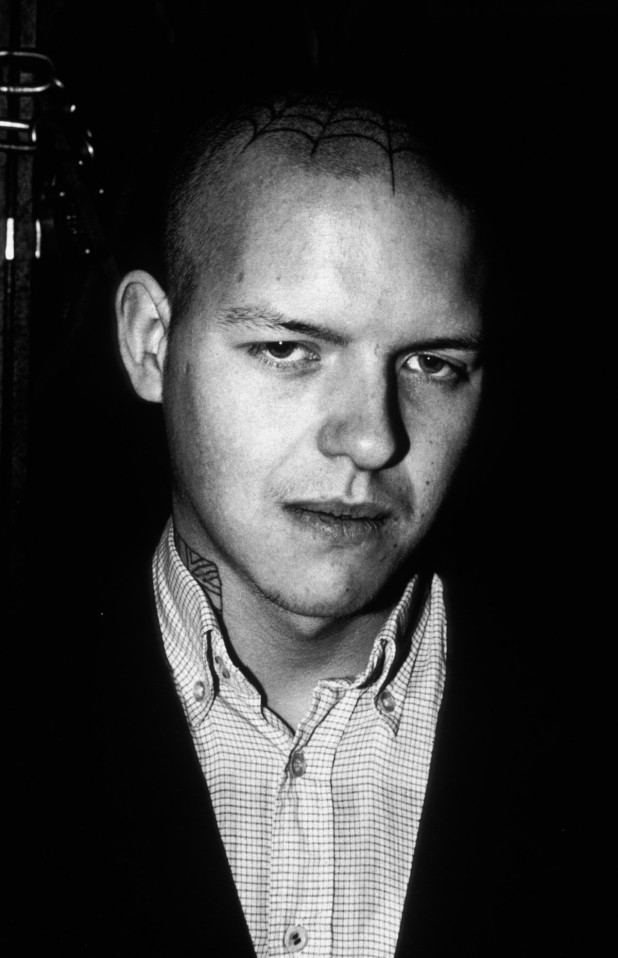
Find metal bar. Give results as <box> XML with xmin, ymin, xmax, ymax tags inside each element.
<box><xmin>0</xmin><ymin>0</ymin><xmax>38</xmax><ymax>594</ymax></box>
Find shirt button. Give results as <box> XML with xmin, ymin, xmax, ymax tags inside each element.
<box><xmin>214</xmin><ymin>655</ymin><xmax>231</xmax><ymax>680</ymax></box>
<box><xmin>284</xmin><ymin>925</ymin><xmax>308</xmax><ymax>953</ymax></box>
<box><xmin>378</xmin><ymin>689</ymin><xmax>396</xmax><ymax>713</ymax></box>
<box><xmin>290</xmin><ymin>750</ymin><xmax>306</xmax><ymax>778</ymax></box>
<box><xmin>193</xmin><ymin>680</ymin><xmax>206</xmax><ymax>702</ymax></box>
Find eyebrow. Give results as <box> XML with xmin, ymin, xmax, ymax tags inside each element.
<box><xmin>217</xmin><ymin>305</ymin><xmax>483</xmax><ymax>353</ymax></box>
<box><xmin>217</xmin><ymin>305</ymin><xmax>349</xmax><ymax>345</ymax></box>
<box><xmin>408</xmin><ymin>334</ymin><xmax>483</xmax><ymax>352</ymax></box>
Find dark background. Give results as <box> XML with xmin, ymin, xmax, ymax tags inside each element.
<box><xmin>4</xmin><ymin>2</ymin><xmax>609</xmax><ymax>946</ymax></box>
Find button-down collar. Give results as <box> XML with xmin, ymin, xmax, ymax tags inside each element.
<box><xmin>152</xmin><ymin>520</ymin><xmax>219</xmax><ymax>726</ymax></box>
<box><xmin>153</xmin><ymin>518</ymin><xmax>440</xmax><ymax>737</ymax></box>
<box><xmin>152</xmin><ymin>517</ymin><xmax>447</xmax><ymax>958</ymax></box>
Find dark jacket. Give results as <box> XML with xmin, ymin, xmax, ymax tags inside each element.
<box><xmin>21</xmin><ymin>559</ymin><xmax>565</xmax><ymax>957</ymax></box>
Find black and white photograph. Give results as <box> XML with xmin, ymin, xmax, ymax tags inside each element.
<box><xmin>2</xmin><ymin>2</ymin><xmax>606</xmax><ymax>955</ymax></box>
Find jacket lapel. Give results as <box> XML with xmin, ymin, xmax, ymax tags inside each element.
<box><xmin>89</xmin><ymin>563</ymin><xmax>257</xmax><ymax>956</ymax></box>
<box><xmin>395</xmin><ymin>575</ymin><xmax>495</xmax><ymax>956</ymax></box>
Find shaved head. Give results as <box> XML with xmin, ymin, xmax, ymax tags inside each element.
<box><xmin>163</xmin><ymin>92</ymin><xmax>481</xmax><ymax>322</ymax></box>
<box><xmin>117</xmin><ymin>88</ymin><xmax>487</xmax><ymax>624</ymax></box>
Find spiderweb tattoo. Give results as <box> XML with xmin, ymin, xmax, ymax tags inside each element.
<box><xmin>235</xmin><ymin>93</ymin><xmax>429</xmax><ymax>193</ymax></box>
<box><xmin>164</xmin><ymin>91</ymin><xmax>460</xmax><ymax>316</ymax></box>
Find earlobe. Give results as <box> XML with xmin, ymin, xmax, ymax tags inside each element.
<box><xmin>115</xmin><ymin>270</ymin><xmax>170</xmax><ymax>403</ymax></box>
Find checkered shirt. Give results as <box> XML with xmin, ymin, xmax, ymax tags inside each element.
<box><xmin>153</xmin><ymin>519</ymin><xmax>447</xmax><ymax>958</ymax></box>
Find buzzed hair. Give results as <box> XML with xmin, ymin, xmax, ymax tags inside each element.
<box><xmin>163</xmin><ymin>91</ymin><xmax>482</xmax><ymax>323</ymax></box>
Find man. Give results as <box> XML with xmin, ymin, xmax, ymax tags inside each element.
<box><xmin>41</xmin><ymin>93</ymin><xmax>559</xmax><ymax>956</ymax></box>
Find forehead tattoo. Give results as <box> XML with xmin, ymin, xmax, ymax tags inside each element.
<box><xmin>164</xmin><ymin>93</ymin><xmax>476</xmax><ymax>318</ymax></box>
<box><xmin>230</xmin><ymin>94</ymin><xmax>429</xmax><ymax>194</ymax></box>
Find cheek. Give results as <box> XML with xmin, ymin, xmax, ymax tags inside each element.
<box><xmin>178</xmin><ymin>370</ymin><xmax>312</xmax><ymax>488</ymax></box>
<box><xmin>402</xmin><ymin>391</ymin><xmax>480</xmax><ymax>488</ymax></box>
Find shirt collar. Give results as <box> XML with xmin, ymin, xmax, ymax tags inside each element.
<box><xmin>153</xmin><ymin>519</ymin><xmax>219</xmax><ymax>726</ymax></box>
<box><xmin>153</xmin><ymin>518</ymin><xmax>445</xmax><ymax>736</ymax></box>
<box><xmin>370</xmin><ymin>573</ymin><xmax>443</xmax><ymax>736</ymax></box>
<box><xmin>314</xmin><ymin>571</ymin><xmax>439</xmax><ymax>736</ymax></box>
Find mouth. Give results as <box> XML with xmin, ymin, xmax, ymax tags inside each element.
<box><xmin>283</xmin><ymin>499</ymin><xmax>391</xmax><ymax>543</ymax></box>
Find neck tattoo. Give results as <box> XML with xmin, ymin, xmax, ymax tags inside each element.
<box><xmin>174</xmin><ymin>529</ymin><xmax>223</xmax><ymax>614</ymax></box>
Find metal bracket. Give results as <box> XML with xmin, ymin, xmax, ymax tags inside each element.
<box><xmin>0</xmin><ymin>49</ymin><xmax>64</xmax><ymax>151</ymax></box>
<box><xmin>0</xmin><ymin>49</ymin><xmax>63</xmax><ymax>94</ymax></box>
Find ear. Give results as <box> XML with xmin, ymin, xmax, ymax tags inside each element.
<box><xmin>115</xmin><ymin>270</ymin><xmax>171</xmax><ymax>403</ymax></box>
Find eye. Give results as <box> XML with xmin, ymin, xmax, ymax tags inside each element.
<box><xmin>405</xmin><ymin>353</ymin><xmax>465</xmax><ymax>382</ymax></box>
<box><xmin>263</xmin><ymin>342</ymin><xmax>301</xmax><ymax>360</ymax></box>
<box><xmin>246</xmin><ymin>341</ymin><xmax>319</xmax><ymax>369</ymax></box>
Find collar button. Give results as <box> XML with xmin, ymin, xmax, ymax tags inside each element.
<box><xmin>193</xmin><ymin>680</ymin><xmax>206</xmax><ymax>702</ymax></box>
<box><xmin>378</xmin><ymin>689</ymin><xmax>396</xmax><ymax>713</ymax></box>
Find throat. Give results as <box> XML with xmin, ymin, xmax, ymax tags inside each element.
<box><xmin>173</xmin><ymin>523</ymin><xmax>391</xmax><ymax>730</ymax></box>
<box><xmin>223</xmin><ymin>590</ymin><xmax>389</xmax><ymax>731</ymax></box>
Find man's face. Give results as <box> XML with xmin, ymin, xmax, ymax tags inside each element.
<box><xmin>164</xmin><ymin>169</ymin><xmax>483</xmax><ymax>619</ymax></box>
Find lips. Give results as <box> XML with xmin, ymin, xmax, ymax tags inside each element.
<box><xmin>287</xmin><ymin>499</ymin><xmax>389</xmax><ymax>520</ymax></box>
<box><xmin>283</xmin><ymin>499</ymin><xmax>391</xmax><ymax>543</ymax></box>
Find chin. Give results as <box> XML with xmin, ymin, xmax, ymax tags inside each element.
<box><xmin>271</xmin><ymin>593</ymin><xmax>372</xmax><ymax>621</ymax></box>
<box><xmin>255</xmin><ymin>569</ymin><xmax>393</xmax><ymax>621</ymax></box>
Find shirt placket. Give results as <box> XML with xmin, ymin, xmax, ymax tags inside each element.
<box><xmin>267</xmin><ymin>686</ymin><xmax>361</xmax><ymax>957</ymax></box>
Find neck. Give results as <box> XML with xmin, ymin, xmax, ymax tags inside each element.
<box><xmin>226</xmin><ymin>578</ymin><xmax>391</xmax><ymax>731</ymax></box>
<box><xmin>173</xmin><ymin>527</ymin><xmax>392</xmax><ymax>730</ymax></box>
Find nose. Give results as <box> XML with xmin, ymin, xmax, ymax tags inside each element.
<box><xmin>317</xmin><ymin>361</ymin><xmax>406</xmax><ymax>471</ymax></box>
